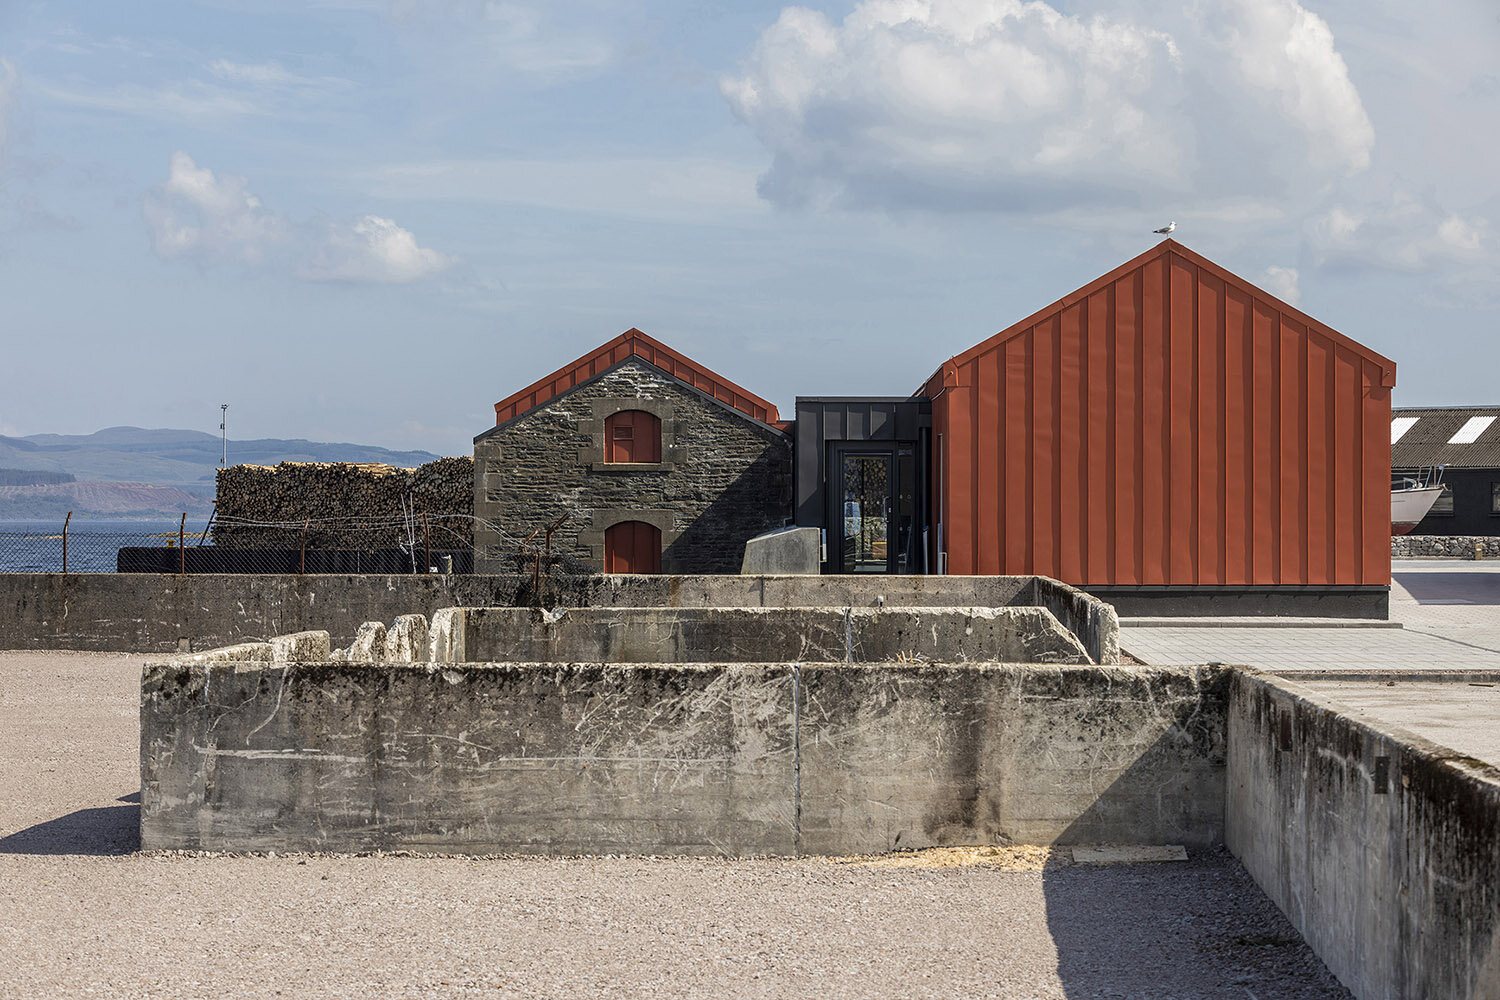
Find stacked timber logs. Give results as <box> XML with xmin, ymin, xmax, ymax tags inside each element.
<box><xmin>213</xmin><ymin>458</ymin><xmax>474</xmax><ymax>549</ymax></box>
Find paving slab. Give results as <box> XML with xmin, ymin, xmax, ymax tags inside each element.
<box><xmin>1122</xmin><ymin>562</ymin><xmax>1500</xmax><ymax>673</ymax></box>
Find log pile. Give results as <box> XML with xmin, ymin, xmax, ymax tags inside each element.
<box><xmin>213</xmin><ymin>458</ymin><xmax>473</xmax><ymax>549</ymax></box>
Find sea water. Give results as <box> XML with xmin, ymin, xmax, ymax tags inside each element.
<box><xmin>0</xmin><ymin>519</ymin><xmax>212</xmax><ymax>573</ymax></box>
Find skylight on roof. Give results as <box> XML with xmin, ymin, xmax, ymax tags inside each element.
<box><xmin>1449</xmin><ymin>416</ymin><xmax>1497</xmax><ymax>445</ymax></box>
<box><xmin>1391</xmin><ymin>417</ymin><xmax>1419</xmax><ymax>444</ymax></box>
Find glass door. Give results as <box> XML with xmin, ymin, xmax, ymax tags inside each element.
<box><xmin>840</xmin><ymin>452</ymin><xmax>894</xmax><ymax>573</ymax></box>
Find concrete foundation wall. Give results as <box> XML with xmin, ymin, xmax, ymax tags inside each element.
<box><xmin>141</xmin><ymin>660</ymin><xmax>1227</xmax><ymax>855</ymax></box>
<box><xmin>461</xmin><ymin>606</ymin><xmax>1094</xmax><ymax>664</ymax></box>
<box><xmin>1</xmin><ymin>573</ymin><xmax>1117</xmax><ymax>663</ymax></box>
<box><xmin>1226</xmin><ymin>671</ymin><xmax>1500</xmax><ymax>1000</ymax></box>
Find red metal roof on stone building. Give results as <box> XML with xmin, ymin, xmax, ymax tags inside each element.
<box><xmin>492</xmin><ymin>328</ymin><xmax>788</xmax><ymax>430</ymax></box>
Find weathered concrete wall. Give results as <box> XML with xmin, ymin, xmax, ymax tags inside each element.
<box><xmin>1</xmin><ymin>573</ymin><xmax>1118</xmax><ymax>663</ymax></box>
<box><xmin>141</xmin><ymin>660</ymin><xmax>1227</xmax><ymax>855</ymax></box>
<box><xmin>740</xmin><ymin>526</ymin><xmax>820</xmax><ymax>575</ymax></box>
<box><xmin>1226</xmin><ymin>670</ymin><xmax>1500</xmax><ymax>1000</ymax></box>
<box><xmin>460</xmin><ymin>606</ymin><xmax>1093</xmax><ymax>664</ymax></box>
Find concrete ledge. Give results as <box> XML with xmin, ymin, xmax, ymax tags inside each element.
<box><xmin>140</xmin><ymin>661</ymin><xmax>1227</xmax><ymax>856</ymax></box>
<box><xmin>459</xmin><ymin>606</ymin><xmax>1095</xmax><ymax>665</ymax></box>
<box><xmin>1227</xmin><ymin>669</ymin><xmax>1500</xmax><ymax>1000</ymax></box>
<box><xmin>740</xmin><ymin>526</ymin><xmax>820</xmax><ymax>575</ymax></box>
<box><xmin>0</xmin><ymin>573</ymin><xmax>1118</xmax><ymax>663</ymax></box>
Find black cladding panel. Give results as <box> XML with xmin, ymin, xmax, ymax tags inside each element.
<box><xmin>794</xmin><ymin>398</ymin><xmax>930</xmax><ymax>527</ymax></box>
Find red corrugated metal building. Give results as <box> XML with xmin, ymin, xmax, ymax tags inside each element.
<box><xmin>918</xmin><ymin>240</ymin><xmax>1395</xmax><ymax>616</ymax></box>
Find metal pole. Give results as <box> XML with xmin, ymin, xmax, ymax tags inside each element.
<box><xmin>300</xmin><ymin>518</ymin><xmax>309</xmax><ymax>575</ymax></box>
<box><xmin>62</xmin><ymin>511</ymin><xmax>72</xmax><ymax>575</ymax></box>
<box><xmin>219</xmin><ymin>404</ymin><xmax>228</xmax><ymax>468</ymax></box>
<box><xmin>179</xmin><ymin>513</ymin><xmax>186</xmax><ymax>575</ymax></box>
<box><xmin>423</xmin><ymin>513</ymin><xmax>431</xmax><ymax>573</ymax></box>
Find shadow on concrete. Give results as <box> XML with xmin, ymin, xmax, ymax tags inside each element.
<box><xmin>0</xmin><ymin>799</ymin><xmax>140</xmax><ymax>856</ymax></box>
<box><xmin>1395</xmin><ymin>571</ymin><xmax>1500</xmax><ymax>606</ymax></box>
<box><xmin>1038</xmin><ymin>677</ymin><xmax>1353</xmax><ymax>998</ymax></box>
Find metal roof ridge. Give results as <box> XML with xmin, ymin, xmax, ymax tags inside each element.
<box><xmin>489</xmin><ymin>327</ymin><xmax>783</xmax><ymax>428</ymax></box>
<box><xmin>914</xmin><ymin>239</ymin><xmax>1397</xmax><ymax>395</ymax></box>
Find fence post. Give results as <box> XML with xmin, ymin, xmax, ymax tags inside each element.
<box><xmin>62</xmin><ymin>511</ymin><xmax>72</xmax><ymax>575</ymax></box>
<box><xmin>300</xmin><ymin>518</ymin><xmax>310</xmax><ymax>575</ymax></box>
<box><xmin>424</xmin><ymin>513</ymin><xmax>431</xmax><ymax>573</ymax></box>
<box><xmin>179</xmin><ymin>513</ymin><xmax>187</xmax><ymax>575</ymax></box>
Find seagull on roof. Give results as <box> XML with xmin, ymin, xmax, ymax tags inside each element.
<box><xmin>1153</xmin><ymin>221</ymin><xmax>1176</xmax><ymax>235</ymax></box>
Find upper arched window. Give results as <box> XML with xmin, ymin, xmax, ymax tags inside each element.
<box><xmin>604</xmin><ymin>410</ymin><xmax>662</xmax><ymax>463</ymax></box>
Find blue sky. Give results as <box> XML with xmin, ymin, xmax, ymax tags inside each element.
<box><xmin>1</xmin><ymin>0</ymin><xmax>1495</xmax><ymax>455</ymax></box>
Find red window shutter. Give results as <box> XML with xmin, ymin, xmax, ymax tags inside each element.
<box><xmin>604</xmin><ymin>411</ymin><xmax>661</xmax><ymax>463</ymax></box>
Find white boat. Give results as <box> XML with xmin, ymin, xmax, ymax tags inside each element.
<box><xmin>1392</xmin><ymin>468</ymin><xmax>1444</xmax><ymax>535</ymax></box>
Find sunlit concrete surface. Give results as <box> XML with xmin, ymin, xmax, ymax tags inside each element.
<box><xmin>1121</xmin><ymin>561</ymin><xmax>1500</xmax><ymax>672</ymax></box>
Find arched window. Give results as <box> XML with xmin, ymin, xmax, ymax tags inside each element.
<box><xmin>604</xmin><ymin>410</ymin><xmax>662</xmax><ymax>463</ymax></box>
<box><xmin>604</xmin><ymin>520</ymin><xmax>662</xmax><ymax>573</ymax></box>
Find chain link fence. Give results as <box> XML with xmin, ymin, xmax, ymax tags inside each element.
<box><xmin>0</xmin><ymin>509</ymin><xmax>591</xmax><ymax>580</ymax></box>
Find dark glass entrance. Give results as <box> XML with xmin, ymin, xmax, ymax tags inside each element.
<box><xmin>833</xmin><ymin>445</ymin><xmax>916</xmax><ymax>573</ymax></box>
<box><xmin>840</xmin><ymin>452</ymin><xmax>892</xmax><ymax>573</ymax></box>
<box><xmin>794</xmin><ymin>397</ymin><xmax>931</xmax><ymax>575</ymax></box>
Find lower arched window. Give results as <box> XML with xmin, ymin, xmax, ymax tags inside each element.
<box><xmin>604</xmin><ymin>520</ymin><xmax>662</xmax><ymax>574</ymax></box>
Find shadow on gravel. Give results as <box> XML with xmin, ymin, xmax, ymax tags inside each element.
<box><xmin>1039</xmin><ymin>693</ymin><xmax>1352</xmax><ymax>999</ymax></box>
<box><xmin>0</xmin><ymin>799</ymin><xmax>140</xmax><ymax>856</ymax></box>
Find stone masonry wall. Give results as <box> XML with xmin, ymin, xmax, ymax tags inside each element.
<box><xmin>1392</xmin><ymin>534</ymin><xmax>1500</xmax><ymax>559</ymax></box>
<box><xmin>474</xmin><ymin>360</ymin><xmax>792</xmax><ymax>573</ymax></box>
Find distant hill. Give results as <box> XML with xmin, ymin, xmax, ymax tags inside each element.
<box><xmin>0</xmin><ymin>427</ymin><xmax>446</xmax><ymax>521</ymax></box>
<box><xmin>0</xmin><ymin>468</ymin><xmax>76</xmax><ymax>486</ymax></box>
<box><xmin>0</xmin><ymin>482</ymin><xmax>213</xmax><ymax>520</ymax></box>
<box><xmin>0</xmin><ymin>427</ymin><xmax>443</xmax><ymax>488</ymax></box>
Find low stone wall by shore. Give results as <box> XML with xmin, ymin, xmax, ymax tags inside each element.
<box><xmin>1392</xmin><ymin>534</ymin><xmax>1500</xmax><ymax>559</ymax></box>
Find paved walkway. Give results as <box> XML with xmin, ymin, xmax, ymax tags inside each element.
<box><xmin>1121</xmin><ymin>561</ymin><xmax>1500</xmax><ymax>672</ymax></box>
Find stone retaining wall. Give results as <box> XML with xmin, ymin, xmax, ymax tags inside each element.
<box><xmin>1391</xmin><ymin>534</ymin><xmax>1500</xmax><ymax>559</ymax></box>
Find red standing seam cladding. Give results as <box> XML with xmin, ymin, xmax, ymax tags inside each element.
<box><xmin>919</xmin><ymin>240</ymin><xmax>1395</xmax><ymax>587</ymax></box>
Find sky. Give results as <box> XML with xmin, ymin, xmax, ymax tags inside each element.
<box><xmin>0</xmin><ymin>0</ymin><xmax>1496</xmax><ymax>457</ymax></box>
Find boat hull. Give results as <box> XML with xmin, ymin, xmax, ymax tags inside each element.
<box><xmin>1392</xmin><ymin>486</ymin><xmax>1443</xmax><ymax>535</ymax></box>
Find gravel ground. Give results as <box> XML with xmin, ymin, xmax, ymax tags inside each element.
<box><xmin>0</xmin><ymin>650</ymin><xmax>1351</xmax><ymax>1000</ymax></box>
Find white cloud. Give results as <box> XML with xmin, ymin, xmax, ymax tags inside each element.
<box><xmin>301</xmin><ymin>214</ymin><xmax>455</xmax><ymax>283</ymax></box>
<box><xmin>143</xmin><ymin>152</ymin><xmax>454</xmax><ymax>284</ymax></box>
<box><xmin>1307</xmin><ymin>192</ymin><xmax>1489</xmax><ymax>273</ymax></box>
<box><xmin>143</xmin><ymin>152</ymin><xmax>290</xmax><ymax>265</ymax></box>
<box><xmin>1262</xmin><ymin>265</ymin><xmax>1301</xmax><ymax>305</ymax></box>
<box><xmin>30</xmin><ymin>79</ymin><xmax>267</xmax><ymax>120</ymax></box>
<box><xmin>384</xmin><ymin>0</ymin><xmax>617</xmax><ymax>81</ymax></box>
<box><xmin>207</xmin><ymin>59</ymin><xmax>351</xmax><ymax>91</ymax></box>
<box><xmin>723</xmin><ymin>0</ymin><xmax>1374</xmax><ymax>212</ymax></box>
<box><xmin>357</xmin><ymin>157</ymin><xmax>764</xmax><ymax>221</ymax></box>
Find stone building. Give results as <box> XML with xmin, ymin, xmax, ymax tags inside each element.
<box><xmin>474</xmin><ymin>329</ymin><xmax>793</xmax><ymax>574</ymax></box>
